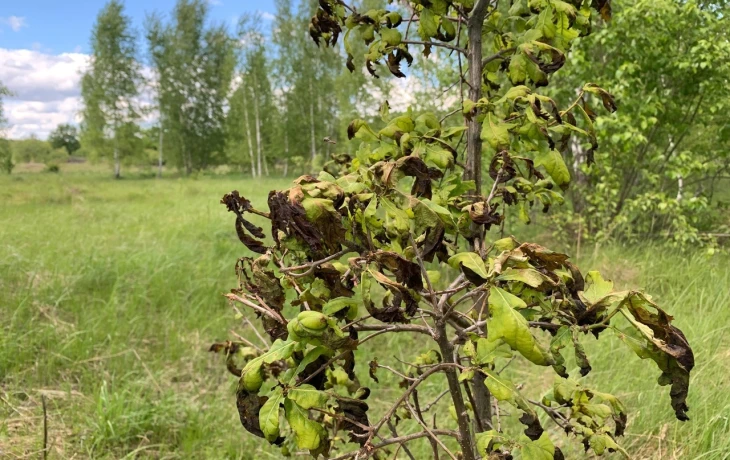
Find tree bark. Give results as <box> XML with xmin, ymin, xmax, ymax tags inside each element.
<box><xmin>242</xmin><ymin>81</ymin><xmax>256</xmax><ymax>178</ymax></box>
<box><xmin>113</xmin><ymin>123</ymin><xmax>121</xmax><ymax>179</ymax></box>
<box><xmin>253</xmin><ymin>73</ymin><xmax>264</xmax><ymax>177</ymax></box>
<box><xmin>436</xmin><ymin>327</ymin><xmax>476</xmax><ymax>460</ymax></box>
<box><xmin>465</xmin><ymin>0</ymin><xmax>493</xmax><ymax>437</ymax></box>
<box><xmin>309</xmin><ymin>79</ymin><xmax>317</xmax><ymax>167</ymax></box>
<box><xmin>464</xmin><ymin>0</ymin><xmax>490</xmax><ymax>195</ymax></box>
<box><xmin>157</xmin><ymin>115</ymin><xmax>164</xmax><ymax>178</ymax></box>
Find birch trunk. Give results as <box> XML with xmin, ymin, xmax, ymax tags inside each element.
<box><xmin>242</xmin><ymin>81</ymin><xmax>256</xmax><ymax>178</ymax></box>
<box><xmin>157</xmin><ymin>116</ymin><xmax>163</xmax><ymax>178</ymax></box>
<box><xmin>309</xmin><ymin>79</ymin><xmax>317</xmax><ymax>167</ymax></box>
<box><xmin>113</xmin><ymin>122</ymin><xmax>121</xmax><ymax>179</ymax></box>
<box><xmin>253</xmin><ymin>73</ymin><xmax>264</xmax><ymax>177</ymax></box>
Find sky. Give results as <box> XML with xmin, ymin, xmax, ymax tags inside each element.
<box><xmin>0</xmin><ymin>0</ymin><xmax>277</xmax><ymax>139</ymax></box>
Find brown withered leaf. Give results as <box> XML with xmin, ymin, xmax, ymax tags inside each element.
<box><xmin>296</xmin><ymin>354</ymin><xmax>330</xmax><ymax>390</ymax></box>
<box><xmin>314</xmin><ymin>264</ymin><xmax>355</xmax><ymax>299</ymax></box>
<box><xmin>469</xmin><ymin>202</ymin><xmax>502</xmax><ymax>230</ymax></box>
<box><xmin>622</xmin><ymin>292</ymin><xmax>694</xmax><ymax>421</ymax></box>
<box><xmin>268</xmin><ymin>190</ymin><xmax>322</xmax><ymax>251</ymax></box>
<box><xmin>236</xmin><ymin>390</ymin><xmax>267</xmax><ymax>439</ymax></box>
<box><xmin>338</xmin><ymin>399</ymin><xmax>370</xmax><ymax>446</ymax></box>
<box><xmin>373</xmin><ymin>251</ymin><xmax>424</xmax><ymax>292</ymax></box>
<box><xmin>309</xmin><ymin>8</ymin><xmax>341</xmax><ymax>47</ymax></box>
<box><xmin>519</xmin><ymin>243</ymin><xmax>569</xmax><ymax>270</ymax></box>
<box><xmin>236</xmin><ymin>256</ymin><xmax>286</xmax><ymax>310</ymax></box>
<box><xmin>209</xmin><ymin>341</ymin><xmax>244</xmax><ymax>377</ymax></box>
<box><xmin>222</xmin><ymin>191</ymin><xmax>268</xmax><ymax>254</ymax></box>
<box><xmin>519</xmin><ymin>411</ymin><xmax>544</xmax><ymax>441</ymax></box>
<box><xmin>235</xmin><ymin>218</ymin><xmax>267</xmax><ymax>254</ymax></box>
<box><xmin>368</xmin><ymin>359</ymin><xmax>379</xmax><ymax>383</ymax></box>
<box><xmin>396</xmin><ymin>155</ymin><xmax>443</xmax><ymax>199</ymax></box>
<box><xmin>489</xmin><ymin>151</ymin><xmax>517</xmax><ymax>182</ymax></box>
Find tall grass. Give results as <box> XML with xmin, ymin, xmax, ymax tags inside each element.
<box><xmin>0</xmin><ymin>171</ymin><xmax>728</xmax><ymax>458</ymax></box>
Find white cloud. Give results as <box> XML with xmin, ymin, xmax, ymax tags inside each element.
<box><xmin>260</xmin><ymin>12</ymin><xmax>275</xmax><ymax>21</ymax></box>
<box><xmin>1</xmin><ymin>16</ymin><xmax>28</xmax><ymax>32</ymax></box>
<box><xmin>0</xmin><ymin>48</ymin><xmax>89</xmax><ymax>139</ymax></box>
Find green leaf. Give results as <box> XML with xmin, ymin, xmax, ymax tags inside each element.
<box><xmin>476</xmin><ymin>430</ymin><xmax>498</xmax><ymax>456</ymax></box>
<box><xmin>482</xmin><ymin>368</ymin><xmax>518</xmax><ymax>401</ymax></box>
<box><xmin>259</xmin><ymin>387</ymin><xmax>284</xmax><ymax>442</ymax></box>
<box><xmin>481</xmin><ymin>113</ymin><xmax>513</xmax><ymax>149</ymax></box>
<box><xmin>581</xmin><ymin>271</ymin><xmax>614</xmax><ymax>304</ymax></box>
<box><xmin>284</xmin><ymin>398</ymin><xmax>325</xmax><ymax>450</ymax></box>
<box><xmin>379</xmin><ymin>28</ymin><xmax>402</xmax><ymax>47</ymax></box>
<box><xmin>242</xmin><ymin>338</ymin><xmax>298</xmax><ymax>388</ymax></box>
<box><xmin>536</xmin><ymin>6</ymin><xmax>555</xmax><ymax>39</ymax></box>
<box><xmin>519</xmin><ymin>432</ymin><xmax>555</xmax><ymax>460</ymax></box>
<box><xmin>448</xmin><ymin>252</ymin><xmax>489</xmax><ymax>280</ymax></box>
<box><xmin>535</xmin><ymin>149</ymin><xmax>570</xmax><ymax>189</ymax></box>
<box><xmin>417</xmin><ymin>8</ymin><xmax>439</xmax><ymax>40</ymax></box>
<box><xmin>379</xmin><ymin>197</ymin><xmax>410</xmax><ymax>233</ymax></box>
<box><xmin>288</xmin><ymin>384</ymin><xmax>329</xmax><ymax>409</ymax></box>
<box><xmin>509</xmin><ymin>53</ymin><xmax>529</xmax><ymax>84</ymax></box>
<box><xmin>423</xmin><ymin>143</ymin><xmax>454</xmax><ymax>169</ymax></box>
<box><xmin>488</xmin><ymin>287</ymin><xmax>551</xmax><ymax>365</ymax></box>
<box><xmin>289</xmin><ymin>347</ymin><xmax>330</xmax><ymax>385</ymax></box>
<box><xmin>496</xmin><ymin>268</ymin><xmax>552</xmax><ymax>288</ymax></box>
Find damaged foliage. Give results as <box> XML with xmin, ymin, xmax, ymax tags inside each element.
<box><xmin>211</xmin><ymin>0</ymin><xmax>693</xmax><ymax>458</ymax></box>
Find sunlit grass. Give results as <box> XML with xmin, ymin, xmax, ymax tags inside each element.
<box><xmin>0</xmin><ymin>170</ymin><xmax>728</xmax><ymax>458</ymax></box>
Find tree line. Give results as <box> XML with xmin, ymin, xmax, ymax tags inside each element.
<box><xmin>79</xmin><ymin>0</ymin><xmax>396</xmax><ymax>179</ymax></box>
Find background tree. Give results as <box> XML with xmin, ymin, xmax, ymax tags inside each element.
<box><xmin>48</xmin><ymin>124</ymin><xmax>82</xmax><ymax>156</ymax></box>
<box><xmin>146</xmin><ymin>0</ymin><xmax>235</xmax><ymax>175</ymax></box>
<box><xmin>228</xmin><ymin>14</ymin><xmax>277</xmax><ymax>178</ymax></box>
<box><xmin>81</xmin><ymin>0</ymin><xmax>143</xmax><ymax>179</ymax></box>
<box><xmin>212</xmin><ymin>1</ymin><xmax>695</xmax><ymax>459</ymax></box>
<box><xmin>550</xmin><ymin>0</ymin><xmax>730</xmax><ymax>246</ymax></box>
<box><xmin>0</xmin><ymin>82</ymin><xmax>11</xmax><ymax>174</ymax></box>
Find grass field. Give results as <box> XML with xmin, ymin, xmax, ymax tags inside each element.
<box><xmin>1</xmin><ymin>167</ymin><xmax>729</xmax><ymax>459</ymax></box>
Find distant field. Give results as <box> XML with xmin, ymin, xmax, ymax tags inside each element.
<box><xmin>1</xmin><ymin>168</ymin><xmax>729</xmax><ymax>459</ymax></box>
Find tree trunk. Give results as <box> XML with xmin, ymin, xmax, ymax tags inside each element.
<box><xmin>309</xmin><ymin>79</ymin><xmax>317</xmax><ymax>167</ymax></box>
<box><xmin>465</xmin><ymin>0</ymin><xmax>493</xmax><ymax>438</ymax></box>
<box><xmin>253</xmin><ymin>73</ymin><xmax>264</xmax><ymax>177</ymax></box>
<box><xmin>242</xmin><ymin>80</ymin><xmax>256</xmax><ymax>178</ymax></box>
<box><xmin>283</xmin><ymin>131</ymin><xmax>289</xmax><ymax>177</ymax></box>
<box><xmin>436</xmin><ymin>327</ymin><xmax>476</xmax><ymax>460</ymax></box>
<box><xmin>113</xmin><ymin>123</ymin><xmax>121</xmax><ymax>179</ymax></box>
<box><xmin>157</xmin><ymin>116</ymin><xmax>164</xmax><ymax>178</ymax></box>
<box><xmin>464</xmin><ymin>1</ymin><xmax>489</xmax><ymax>195</ymax></box>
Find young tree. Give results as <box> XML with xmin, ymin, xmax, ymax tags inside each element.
<box><xmin>213</xmin><ymin>1</ymin><xmax>695</xmax><ymax>459</ymax></box>
<box><xmin>48</xmin><ymin>124</ymin><xmax>82</xmax><ymax>155</ymax></box>
<box><xmin>81</xmin><ymin>0</ymin><xmax>143</xmax><ymax>179</ymax></box>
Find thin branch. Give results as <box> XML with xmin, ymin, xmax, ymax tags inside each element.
<box><xmin>403</xmin><ymin>40</ymin><xmax>467</xmax><ymax>55</ymax></box>
<box><xmin>328</xmin><ymin>430</ymin><xmax>459</xmax><ymax>460</ymax></box>
<box><xmin>481</xmin><ymin>48</ymin><xmax>515</xmax><ymax>69</ymax></box>
<box><xmin>280</xmin><ymin>249</ymin><xmax>350</xmax><ymax>277</ymax></box>
<box><xmin>225</xmin><ymin>293</ymin><xmax>286</xmax><ymax>324</ymax></box>
<box><xmin>405</xmin><ymin>400</ymin><xmax>458</xmax><ymax>460</ymax></box>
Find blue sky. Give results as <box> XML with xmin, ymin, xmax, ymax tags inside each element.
<box><xmin>0</xmin><ymin>0</ymin><xmax>276</xmax><ymax>54</ymax></box>
<box><xmin>0</xmin><ymin>1</ymin><xmax>277</xmax><ymax>138</ymax></box>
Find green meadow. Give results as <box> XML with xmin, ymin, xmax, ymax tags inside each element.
<box><xmin>1</xmin><ymin>168</ymin><xmax>729</xmax><ymax>459</ymax></box>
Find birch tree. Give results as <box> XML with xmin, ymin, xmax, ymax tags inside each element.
<box><xmin>81</xmin><ymin>0</ymin><xmax>143</xmax><ymax>179</ymax></box>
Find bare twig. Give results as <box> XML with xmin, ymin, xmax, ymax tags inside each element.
<box><xmin>405</xmin><ymin>400</ymin><xmax>457</xmax><ymax>460</ymax></box>
<box><xmin>226</xmin><ymin>293</ymin><xmax>286</xmax><ymax>324</ymax></box>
